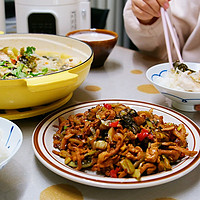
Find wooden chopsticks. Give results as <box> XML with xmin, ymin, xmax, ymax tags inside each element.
<box><xmin>160</xmin><ymin>7</ymin><xmax>183</xmax><ymax>68</ymax></box>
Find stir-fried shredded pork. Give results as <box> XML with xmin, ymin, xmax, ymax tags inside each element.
<box><xmin>52</xmin><ymin>103</ymin><xmax>197</xmax><ymax>180</ymax></box>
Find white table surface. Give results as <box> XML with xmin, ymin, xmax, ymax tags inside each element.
<box><xmin>0</xmin><ymin>46</ymin><xmax>199</xmax><ymax>200</ymax></box>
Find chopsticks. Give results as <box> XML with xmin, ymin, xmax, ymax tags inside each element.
<box><xmin>160</xmin><ymin>7</ymin><xmax>183</xmax><ymax>68</ymax></box>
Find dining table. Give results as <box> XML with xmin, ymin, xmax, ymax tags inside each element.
<box><xmin>0</xmin><ymin>45</ymin><xmax>200</xmax><ymax>200</ymax></box>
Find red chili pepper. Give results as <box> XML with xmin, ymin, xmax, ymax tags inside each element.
<box><xmin>148</xmin><ymin>134</ymin><xmax>154</xmax><ymax>140</ymax></box>
<box><xmin>10</xmin><ymin>58</ymin><xmax>17</xmax><ymax>65</ymax></box>
<box><xmin>110</xmin><ymin>167</ymin><xmax>120</xmax><ymax>178</ymax></box>
<box><xmin>137</xmin><ymin>128</ymin><xmax>149</xmax><ymax>141</ymax></box>
<box><xmin>109</xmin><ymin>121</ymin><xmax>119</xmax><ymax>127</ymax></box>
<box><xmin>17</xmin><ymin>55</ymin><xmax>22</xmax><ymax>61</ymax></box>
<box><xmin>104</xmin><ymin>103</ymin><xmax>112</xmax><ymax>110</ymax></box>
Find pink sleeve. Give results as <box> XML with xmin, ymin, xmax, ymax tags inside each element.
<box><xmin>123</xmin><ymin>0</ymin><xmax>170</xmax><ymax>61</ymax></box>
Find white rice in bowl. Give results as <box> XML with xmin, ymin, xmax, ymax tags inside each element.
<box><xmin>158</xmin><ymin>69</ymin><xmax>200</xmax><ymax>92</ymax></box>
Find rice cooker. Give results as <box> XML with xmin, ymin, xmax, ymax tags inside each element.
<box><xmin>15</xmin><ymin>0</ymin><xmax>91</xmax><ymax>35</ymax></box>
<box><xmin>0</xmin><ymin>0</ymin><xmax>5</xmax><ymax>33</ymax></box>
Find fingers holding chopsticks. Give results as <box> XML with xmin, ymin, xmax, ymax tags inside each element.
<box><xmin>131</xmin><ymin>0</ymin><xmax>171</xmax><ymax>25</ymax></box>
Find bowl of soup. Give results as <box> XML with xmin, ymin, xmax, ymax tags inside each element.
<box><xmin>0</xmin><ymin>33</ymin><xmax>93</xmax><ymax>110</ymax></box>
<box><xmin>146</xmin><ymin>62</ymin><xmax>200</xmax><ymax>112</ymax></box>
<box><xmin>66</xmin><ymin>29</ymin><xmax>118</xmax><ymax>68</ymax></box>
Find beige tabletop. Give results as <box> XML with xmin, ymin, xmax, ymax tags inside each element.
<box><xmin>0</xmin><ymin>46</ymin><xmax>199</xmax><ymax>200</ymax></box>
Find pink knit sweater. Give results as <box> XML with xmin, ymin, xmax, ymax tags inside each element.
<box><xmin>123</xmin><ymin>0</ymin><xmax>200</xmax><ymax>62</ymax></box>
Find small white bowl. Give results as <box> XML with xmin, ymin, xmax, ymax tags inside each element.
<box><xmin>0</xmin><ymin>117</ymin><xmax>23</xmax><ymax>169</ymax></box>
<box><xmin>146</xmin><ymin>62</ymin><xmax>200</xmax><ymax>112</ymax></box>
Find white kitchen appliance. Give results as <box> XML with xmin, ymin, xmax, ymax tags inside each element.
<box><xmin>15</xmin><ymin>0</ymin><xmax>91</xmax><ymax>35</ymax></box>
<box><xmin>0</xmin><ymin>0</ymin><xmax>5</xmax><ymax>33</ymax></box>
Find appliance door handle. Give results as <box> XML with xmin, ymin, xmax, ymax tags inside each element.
<box><xmin>79</xmin><ymin>2</ymin><xmax>91</xmax><ymax>29</ymax></box>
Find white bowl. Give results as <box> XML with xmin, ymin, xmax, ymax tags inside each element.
<box><xmin>0</xmin><ymin>117</ymin><xmax>23</xmax><ymax>169</ymax></box>
<box><xmin>146</xmin><ymin>62</ymin><xmax>200</xmax><ymax>112</ymax></box>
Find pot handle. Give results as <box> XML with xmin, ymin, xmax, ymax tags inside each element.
<box><xmin>25</xmin><ymin>71</ymin><xmax>78</xmax><ymax>92</ymax></box>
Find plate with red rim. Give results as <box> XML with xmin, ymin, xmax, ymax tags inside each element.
<box><xmin>32</xmin><ymin>99</ymin><xmax>200</xmax><ymax>189</ymax></box>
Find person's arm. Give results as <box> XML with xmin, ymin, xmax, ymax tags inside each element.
<box><xmin>123</xmin><ymin>0</ymin><xmax>172</xmax><ymax>60</ymax></box>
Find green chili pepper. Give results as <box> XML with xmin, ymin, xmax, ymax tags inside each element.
<box><xmin>132</xmin><ymin>168</ymin><xmax>141</xmax><ymax>180</ymax></box>
<box><xmin>120</xmin><ymin>158</ymin><xmax>135</xmax><ymax>174</ymax></box>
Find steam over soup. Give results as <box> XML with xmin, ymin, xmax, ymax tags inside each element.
<box><xmin>0</xmin><ymin>46</ymin><xmax>82</xmax><ymax>79</ymax></box>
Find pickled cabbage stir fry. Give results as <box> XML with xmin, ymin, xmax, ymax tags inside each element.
<box><xmin>0</xmin><ymin>46</ymin><xmax>82</xmax><ymax>79</ymax></box>
<box><xmin>52</xmin><ymin>103</ymin><xmax>197</xmax><ymax>180</ymax></box>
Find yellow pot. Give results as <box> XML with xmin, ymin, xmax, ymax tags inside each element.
<box><xmin>0</xmin><ymin>34</ymin><xmax>93</xmax><ymax>109</ymax></box>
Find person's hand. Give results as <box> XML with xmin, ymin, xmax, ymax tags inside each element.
<box><xmin>131</xmin><ymin>0</ymin><xmax>170</xmax><ymax>25</ymax></box>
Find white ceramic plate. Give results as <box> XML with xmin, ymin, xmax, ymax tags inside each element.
<box><xmin>32</xmin><ymin>100</ymin><xmax>200</xmax><ymax>189</ymax></box>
